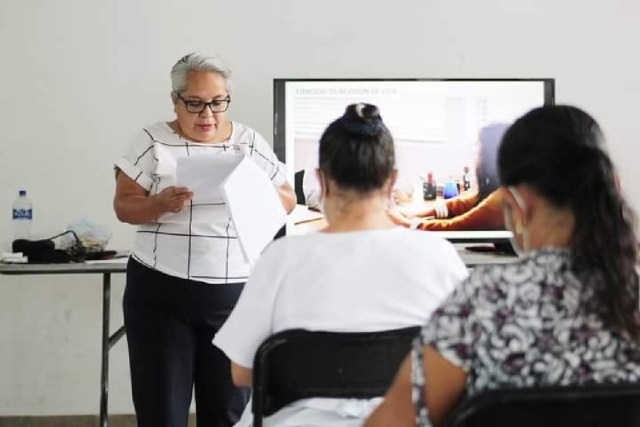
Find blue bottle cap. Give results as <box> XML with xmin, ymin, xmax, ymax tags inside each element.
<box><xmin>19</xmin><ymin>190</ymin><xmax>26</xmax><ymax>196</ymax></box>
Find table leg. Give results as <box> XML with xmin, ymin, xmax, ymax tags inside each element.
<box><xmin>100</xmin><ymin>273</ymin><xmax>111</xmax><ymax>427</ymax></box>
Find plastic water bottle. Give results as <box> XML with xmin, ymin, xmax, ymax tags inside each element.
<box><xmin>12</xmin><ymin>190</ymin><xmax>33</xmax><ymax>240</ymax></box>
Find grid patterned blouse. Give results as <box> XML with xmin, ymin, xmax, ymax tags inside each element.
<box><xmin>115</xmin><ymin>121</ymin><xmax>286</xmax><ymax>284</ymax></box>
<box><xmin>412</xmin><ymin>247</ymin><xmax>640</xmax><ymax>426</ymax></box>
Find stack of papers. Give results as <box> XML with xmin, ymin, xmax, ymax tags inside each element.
<box><xmin>176</xmin><ymin>154</ymin><xmax>243</xmax><ymax>203</ymax></box>
<box><xmin>221</xmin><ymin>157</ymin><xmax>287</xmax><ymax>265</ymax></box>
<box><xmin>177</xmin><ymin>154</ymin><xmax>287</xmax><ymax>265</ymax></box>
<box><xmin>289</xmin><ymin>204</ymin><xmax>325</xmax><ymax>225</ymax></box>
<box><xmin>0</xmin><ymin>252</ymin><xmax>28</xmax><ymax>263</ymax></box>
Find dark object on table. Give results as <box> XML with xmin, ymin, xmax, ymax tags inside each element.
<box><xmin>12</xmin><ymin>230</ymin><xmax>89</xmax><ymax>263</ymax></box>
<box><xmin>85</xmin><ymin>250</ymin><xmax>118</xmax><ymax>261</ymax></box>
<box><xmin>12</xmin><ymin>239</ymin><xmax>73</xmax><ymax>263</ymax></box>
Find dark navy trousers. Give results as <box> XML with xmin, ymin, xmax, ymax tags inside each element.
<box><xmin>123</xmin><ymin>258</ymin><xmax>250</xmax><ymax>427</ymax></box>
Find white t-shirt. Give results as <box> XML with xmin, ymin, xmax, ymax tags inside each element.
<box><xmin>115</xmin><ymin>121</ymin><xmax>286</xmax><ymax>284</ymax></box>
<box><xmin>213</xmin><ymin>227</ymin><xmax>468</xmax><ymax>426</ymax></box>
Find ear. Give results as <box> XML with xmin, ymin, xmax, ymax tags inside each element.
<box><xmin>389</xmin><ymin>170</ymin><xmax>398</xmax><ymax>188</ymax></box>
<box><xmin>501</xmin><ymin>186</ymin><xmax>526</xmax><ymax>229</ymax></box>
<box><xmin>386</xmin><ymin>170</ymin><xmax>399</xmax><ymax>197</ymax></box>
<box><xmin>316</xmin><ymin>169</ymin><xmax>327</xmax><ymax>197</ymax></box>
<box><xmin>171</xmin><ymin>92</ymin><xmax>178</xmax><ymax>112</ymax></box>
<box><xmin>615</xmin><ymin>173</ymin><xmax>622</xmax><ymax>191</ymax></box>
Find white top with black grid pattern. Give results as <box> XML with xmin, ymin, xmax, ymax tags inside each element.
<box><xmin>115</xmin><ymin>121</ymin><xmax>286</xmax><ymax>284</ymax></box>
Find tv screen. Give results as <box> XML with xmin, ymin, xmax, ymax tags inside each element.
<box><xmin>274</xmin><ymin>79</ymin><xmax>554</xmax><ymax>243</ymax></box>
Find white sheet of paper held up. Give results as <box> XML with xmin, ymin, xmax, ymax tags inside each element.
<box><xmin>221</xmin><ymin>156</ymin><xmax>287</xmax><ymax>265</ymax></box>
<box><xmin>175</xmin><ymin>154</ymin><xmax>243</xmax><ymax>203</ymax></box>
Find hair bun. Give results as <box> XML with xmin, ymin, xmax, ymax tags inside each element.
<box><xmin>339</xmin><ymin>103</ymin><xmax>384</xmax><ymax>137</ymax></box>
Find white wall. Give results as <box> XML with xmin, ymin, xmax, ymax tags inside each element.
<box><xmin>1</xmin><ymin>0</ymin><xmax>639</xmax><ymax>416</ymax></box>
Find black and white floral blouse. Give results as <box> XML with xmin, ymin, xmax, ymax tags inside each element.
<box><xmin>412</xmin><ymin>247</ymin><xmax>640</xmax><ymax>426</ymax></box>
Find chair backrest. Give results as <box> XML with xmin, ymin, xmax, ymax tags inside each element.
<box><xmin>294</xmin><ymin>170</ymin><xmax>306</xmax><ymax>205</ymax></box>
<box><xmin>446</xmin><ymin>382</ymin><xmax>640</xmax><ymax>427</ymax></box>
<box><xmin>251</xmin><ymin>326</ymin><xmax>420</xmax><ymax>427</ymax></box>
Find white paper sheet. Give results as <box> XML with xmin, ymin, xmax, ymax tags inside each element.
<box><xmin>221</xmin><ymin>157</ymin><xmax>287</xmax><ymax>265</ymax></box>
<box><xmin>289</xmin><ymin>204</ymin><xmax>325</xmax><ymax>225</ymax></box>
<box><xmin>175</xmin><ymin>154</ymin><xmax>243</xmax><ymax>203</ymax></box>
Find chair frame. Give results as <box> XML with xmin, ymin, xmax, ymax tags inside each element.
<box><xmin>445</xmin><ymin>382</ymin><xmax>640</xmax><ymax>427</ymax></box>
<box><xmin>251</xmin><ymin>326</ymin><xmax>420</xmax><ymax>427</ymax></box>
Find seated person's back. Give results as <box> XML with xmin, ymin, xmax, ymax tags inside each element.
<box><xmin>367</xmin><ymin>105</ymin><xmax>640</xmax><ymax>427</ymax></box>
<box><xmin>424</xmin><ymin>249</ymin><xmax>640</xmax><ymax>396</ymax></box>
<box><xmin>214</xmin><ymin>104</ymin><xmax>468</xmax><ymax>427</ymax></box>
<box><xmin>262</xmin><ymin>228</ymin><xmax>465</xmax><ymax>333</ymax></box>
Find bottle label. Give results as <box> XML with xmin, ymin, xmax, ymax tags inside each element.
<box><xmin>13</xmin><ymin>208</ymin><xmax>33</xmax><ymax>220</ymax></box>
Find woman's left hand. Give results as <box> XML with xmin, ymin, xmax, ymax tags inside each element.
<box><xmin>387</xmin><ymin>207</ymin><xmax>412</xmax><ymax>227</ymax></box>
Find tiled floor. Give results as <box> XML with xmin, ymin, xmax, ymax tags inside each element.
<box><xmin>0</xmin><ymin>414</ymin><xmax>196</xmax><ymax>427</ymax></box>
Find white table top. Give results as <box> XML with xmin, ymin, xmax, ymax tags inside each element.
<box><xmin>0</xmin><ymin>244</ymin><xmax>516</xmax><ymax>275</ymax></box>
<box><xmin>456</xmin><ymin>245</ymin><xmax>518</xmax><ymax>267</ymax></box>
<box><xmin>0</xmin><ymin>259</ymin><xmax>128</xmax><ymax>275</ymax></box>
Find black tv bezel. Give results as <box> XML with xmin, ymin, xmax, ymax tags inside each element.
<box><xmin>273</xmin><ymin>78</ymin><xmax>555</xmax><ymax>244</ymax></box>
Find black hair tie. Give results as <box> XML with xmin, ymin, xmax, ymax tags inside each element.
<box><xmin>338</xmin><ymin>116</ymin><xmax>383</xmax><ymax>137</ymax></box>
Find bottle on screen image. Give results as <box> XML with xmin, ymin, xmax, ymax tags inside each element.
<box><xmin>463</xmin><ymin>166</ymin><xmax>471</xmax><ymax>191</ymax></box>
<box><xmin>423</xmin><ymin>172</ymin><xmax>437</xmax><ymax>201</ymax></box>
<box><xmin>12</xmin><ymin>190</ymin><xmax>33</xmax><ymax>240</ymax></box>
<box><xmin>443</xmin><ymin>179</ymin><xmax>459</xmax><ymax>200</ymax></box>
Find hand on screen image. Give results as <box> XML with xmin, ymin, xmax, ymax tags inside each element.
<box><xmin>386</xmin><ymin>206</ymin><xmax>412</xmax><ymax>227</ymax></box>
<box><xmin>387</xmin><ymin>204</ymin><xmax>439</xmax><ymax>229</ymax></box>
<box><xmin>392</xmin><ymin>187</ymin><xmax>413</xmax><ymax>205</ymax></box>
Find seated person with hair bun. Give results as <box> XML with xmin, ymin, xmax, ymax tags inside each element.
<box><xmin>213</xmin><ymin>103</ymin><xmax>468</xmax><ymax>427</ymax></box>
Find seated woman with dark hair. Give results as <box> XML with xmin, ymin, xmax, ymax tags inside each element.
<box><xmin>213</xmin><ymin>104</ymin><xmax>468</xmax><ymax>426</ymax></box>
<box><xmin>366</xmin><ymin>105</ymin><xmax>640</xmax><ymax>427</ymax></box>
<box><xmin>388</xmin><ymin>123</ymin><xmax>508</xmax><ymax>231</ymax></box>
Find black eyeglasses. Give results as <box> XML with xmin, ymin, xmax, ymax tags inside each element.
<box><xmin>176</xmin><ymin>93</ymin><xmax>231</xmax><ymax>114</ymax></box>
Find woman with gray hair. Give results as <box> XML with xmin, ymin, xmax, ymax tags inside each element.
<box><xmin>113</xmin><ymin>52</ymin><xmax>296</xmax><ymax>427</ymax></box>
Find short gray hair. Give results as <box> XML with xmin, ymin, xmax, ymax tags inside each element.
<box><xmin>170</xmin><ymin>52</ymin><xmax>233</xmax><ymax>95</ymax></box>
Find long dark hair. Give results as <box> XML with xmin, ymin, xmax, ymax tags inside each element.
<box><xmin>476</xmin><ymin>123</ymin><xmax>509</xmax><ymax>202</ymax></box>
<box><xmin>318</xmin><ymin>103</ymin><xmax>395</xmax><ymax>193</ymax></box>
<box><xmin>499</xmin><ymin>105</ymin><xmax>640</xmax><ymax>340</ymax></box>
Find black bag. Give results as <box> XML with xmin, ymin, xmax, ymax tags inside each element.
<box><xmin>12</xmin><ymin>238</ymin><xmax>85</xmax><ymax>263</ymax></box>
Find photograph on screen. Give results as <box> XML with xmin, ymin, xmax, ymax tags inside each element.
<box><xmin>277</xmin><ymin>80</ymin><xmax>552</xmax><ymax>240</ymax></box>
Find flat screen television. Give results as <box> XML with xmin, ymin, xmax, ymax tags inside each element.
<box><xmin>273</xmin><ymin>78</ymin><xmax>554</xmax><ymax>247</ymax></box>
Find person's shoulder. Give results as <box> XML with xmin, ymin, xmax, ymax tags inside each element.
<box><xmin>231</xmin><ymin>122</ymin><xmax>265</xmax><ymax>142</ymax></box>
<box><xmin>483</xmin><ymin>189</ymin><xmax>504</xmax><ymax>207</ymax></box>
<box><xmin>141</xmin><ymin>121</ymin><xmax>171</xmax><ymax>137</ymax></box>
<box><xmin>129</xmin><ymin>121</ymin><xmax>174</xmax><ymax>144</ymax></box>
<box><xmin>260</xmin><ymin>234</ymin><xmax>316</xmax><ymax>260</ymax></box>
<box><xmin>464</xmin><ymin>254</ymin><xmax>543</xmax><ymax>294</ymax></box>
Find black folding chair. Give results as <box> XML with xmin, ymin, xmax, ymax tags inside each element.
<box><xmin>251</xmin><ymin>326</ymin><xmax>420</xmax><ymax>427</ymax></box>
<box><xmin>446</xmin><ymin>382</ymin><xmax>640</xmax><ymax>427</ymax></box>
<box><xmin>294</xmin><ymin>170</ymin><xmax>306</xmax><ymax>205</ymax></box>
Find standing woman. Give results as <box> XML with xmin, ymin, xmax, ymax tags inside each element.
<box><xmin>113</xmin><ymin>53</ymin><xmax>296</xmax><ymax>427</ymax></box>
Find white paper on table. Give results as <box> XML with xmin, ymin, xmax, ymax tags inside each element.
<box><xmin>175</xmin><ymin>154</ymin><xmax>243</xmax><ymax>203</ymax></box>
<box><xmin>221</xmin><ymin>156</ymin><xmax>287</xmax><ymax>265</ymax></box>
<box><xmin>289</xmin><ymin>204</ymin><xmax>325</xmax><ymax>225</ymax></box>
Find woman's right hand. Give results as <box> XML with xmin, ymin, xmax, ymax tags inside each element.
<box><xmin>154</xmin><ymin>186</ymin><xmax>193</xmax><ymax>214</ymax></box>
<box><xmin>115</xmin><ymin>171</ymin><xmax>194</xmax><ymax>224</ymax></box>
